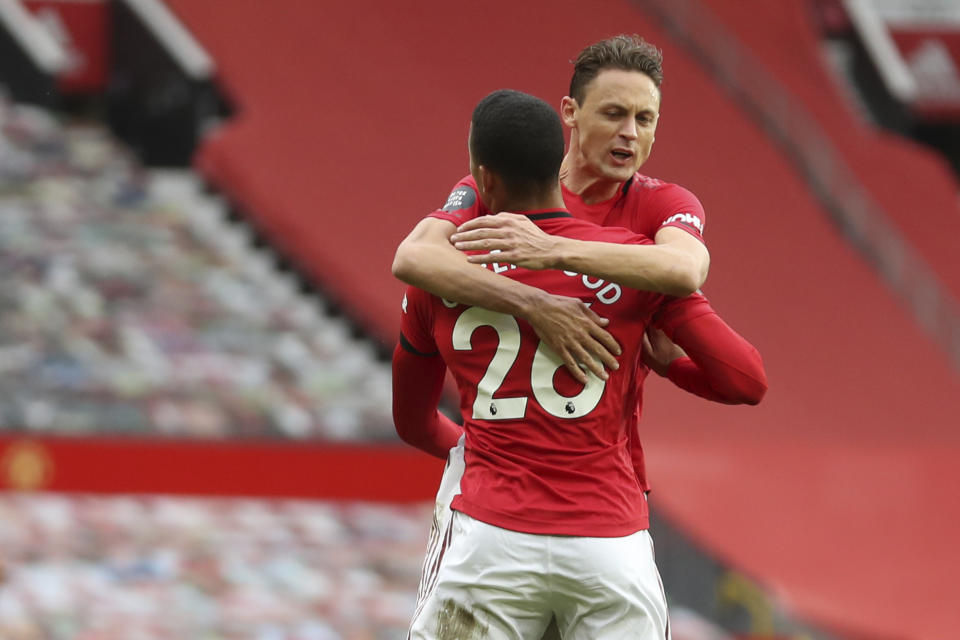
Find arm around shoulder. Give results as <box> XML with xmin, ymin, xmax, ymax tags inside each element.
<box><xmin>393</xmin><ymin>215</ymin><xmax>623</xmax><ymax>384</ymax></box>
<box><xmin>393</xmin><ymin>215</ymin><xmax>546</xmax><ymax>317</ymax></box>
<box><xmin>552</xmin><ymin>226</ymin><xmax>709</xmax><ymax>297</ymax></box>
<box><xmin>392</xmin><ymin>216</ymin><xmax>458</xmax><ymax>289</ymax></box>
<box><xmin>653</xmin><ymin>226</ymin><xmax>710</xmax><ymax>294</ymax></box>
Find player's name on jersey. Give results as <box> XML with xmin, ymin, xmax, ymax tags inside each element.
<box><xmin>474</xmin><ymin>257</ymin><xmax>623</xmax><ymax>306</ymax></box>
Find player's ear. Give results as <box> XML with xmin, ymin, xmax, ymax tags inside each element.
<box><xmin>560</xmin><ymin>96</ymin><xmax>578</xmax><ymax>127</ymax></box>
<box><xmin>477</xmin><ymin>165</ymin><xmax>496</xmax><ymax>196</ymax></box>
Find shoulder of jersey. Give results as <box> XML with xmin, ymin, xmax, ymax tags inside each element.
<box><xmin>441</xmin><ymin>176</ymin><xmax>481</xmax><ymax>213</ymax></box>
<box><xmin>630</xmin><ymin>172</ymin><xmax>668</xmax><ymax>192</ymax></box>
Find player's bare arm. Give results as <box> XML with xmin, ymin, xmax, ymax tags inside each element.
<box><xmin>392</xmin><ymin>216</ymin><xmax>621</xmax><ymax>383</ymax></box>
<box><xmin>451</xmin><ymin>213</ymin><xmax>710</xmax><ymax>296</ymax></box>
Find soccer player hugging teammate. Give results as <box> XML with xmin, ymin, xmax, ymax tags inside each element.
<box><xmin>394</xmin><ymin>89</ymin><xmax>764</xmax><ymax>639</ymax></box>
<box><xmin>393</xmin><ymin>36</ymin><xmax>767</xmax><ymax>640</ymax></box>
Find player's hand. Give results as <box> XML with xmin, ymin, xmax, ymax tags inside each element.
<box><xmin>523</xmin><ymin>292</ymin><xmax>621</xmax><ymax>383</ymax></box>
<box><xmin>642</xmin><ymin>327</ymin><xmax>687</xmax><ymax>377</ymax></box>
<box><xmin>450</xmin><ymin>212</ymin><xmax>561</xmax><ymax>270</ymax></box>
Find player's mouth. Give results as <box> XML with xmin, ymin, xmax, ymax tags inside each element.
<box><xmin>610</xmin><ymin>149</ymin><xmax>634</xmax><ymax>165</ymax></box>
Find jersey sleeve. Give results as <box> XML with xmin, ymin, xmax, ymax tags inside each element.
<box><xmin>427</xmin><ymin>175</ymin><xmax>488</xmax><ymax>226</ymax></box>
<box><xmin>399</xmin><ymin>286</ymin><xmax>438</xmax><ymax>356</ymax></box>
<box><xmin>392</xmin><ymin>343</ymin><xmax>463</xmax><ymax>459</ymax></box>
<box><xmin>663</xmin><ymin>357</ymin><xmax>730</xmax><ymax>402</ymax></box>
<box><xmin>393</xmin><ymin>287</ymin><xmax>463</xmax><ymax>459</ymax></box>
<box><xmin>649</xmin><ymin>291</ymin><xmax>714</xmax><ymax>333</ymax></box>
<box><xmin>652</xmin><ymin>293</ymin><xmax>768</xmax><ymax>405</ymax></box>
<box><xmin>648</xmin><ymin>182</ymin><xmax>706</xmax><ymax>243</ymax></box>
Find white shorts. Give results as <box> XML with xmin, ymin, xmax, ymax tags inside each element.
<box><xmin>411</xmin><ymin>435</ymin><xmax>467</xmax><ymax>618</ymax></box>
<box><xmin>409</xmin><ymin>440</ymin><xmax>670</xmax><ymax>640</ymax></box>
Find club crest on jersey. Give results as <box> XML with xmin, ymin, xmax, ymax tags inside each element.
<box><xmin>663</xmin><ymin>212</ymin><xmax>704</xmax><ymax>234</ymax></box>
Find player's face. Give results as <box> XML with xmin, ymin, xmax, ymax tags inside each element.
<box><xmin>564</xmin><ymin>69</ymin><xmax>661</xmax><ymax>183</ymax></box>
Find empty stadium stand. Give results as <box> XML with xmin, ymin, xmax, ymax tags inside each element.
<box><xmin>698</xmin><ymin>0</ymin><xmax>960</xmax><ymax>304</ymax></box>
<box><xmin>157</xmin><ymin>1</ymin><xmax>960</xmax><ymax>638</ymax></box>
<box><xmin>0</xmin><ymin>95</ymin><xmax>394</xmax><ymax>442</ymax></box>
<box><xmin>0</xmin><ymin>493</ymin><xmax>430</xmax><ymax>638</ymax></box>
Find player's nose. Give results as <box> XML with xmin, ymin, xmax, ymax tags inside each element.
<box><xmin>618</xmin><ymin>118</ymin><xmax>638</xmax><ymax>140</ymax></box>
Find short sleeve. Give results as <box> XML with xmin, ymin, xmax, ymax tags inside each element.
<box><xmin>399</xmin><ymin>286</ymin><xmax>439</xmax><ymax>356</ymax></box>
<box><xmin>650</xmin><ymin>291</ymin><xmax>715</xmax><ymax>338</ymax></box>
<box><xmin>427</xmin><ymin>175</ymin><xmax>489</xmax><ymax>226</ymax></box>
<box><xmin>650</xmin><ymin>183</ymin><xmax>706</xmax><ymax>243</ymax></box>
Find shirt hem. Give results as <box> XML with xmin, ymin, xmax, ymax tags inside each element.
<box><xmin>451</xmin><ymin>497</ymin><xmax>649</xmax><ymax>537</ymax></box>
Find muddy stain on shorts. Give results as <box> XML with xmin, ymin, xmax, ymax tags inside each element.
<box><xmin>436</xmin><ymin>598</ymin><xmax>488</xmax><ymax>639</ymax></box>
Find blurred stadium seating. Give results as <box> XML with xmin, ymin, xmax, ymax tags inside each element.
<box><xmin>1</xmin><ymin>0</ymin><xmax>959</xmax><ymax>639</ymax></box>
<box><xmin>0</xmin><ymin>494</ymin><xmax>429</xmax><ymax>639</ymax></box>
<box><xmin>0</xmin><ymin>94</ymin><xmax>393</xmax><ymax>441</ymax></box>
<box><xmin>0</xmin><ymin>493</ymin><xmax>733</xmax><ymax>640</ymax></box>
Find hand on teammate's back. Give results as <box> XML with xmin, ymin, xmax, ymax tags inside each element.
<box><xmin>449</xmin><ymin>212</ymin><xmax>621</xmax><ymax>383</ymax></box>
<box><xmin>452</xmin><ymin>213</ymin><xmax>561</xmax><ymax>270</ymax></box>
<box><xmin>525</xmin><ymin>294</ymin><xmax>621</xmax><ymax>384</ymax></box>
<box><xmin>642</xmin><ymin>327</ymin><xmax>687</xmax><ymax>376</ymax></box>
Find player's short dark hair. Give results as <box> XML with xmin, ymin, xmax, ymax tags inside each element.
<box><xmin>470</xmin><ymin>89</ymin><xmax>564</xmax><ymax>198</ymax></box>
<box><xmin>569</xmin><ymin>34</ymin><xmax>663</xmax><ymax>104</ymax></box>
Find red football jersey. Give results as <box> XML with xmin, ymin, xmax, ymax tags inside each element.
<box><xmin>400</xmin><ymin>210</ymin><xmax>707</xmax><ymax>536</ymax></box>
<box><xmin>429</xmin><ymin>174</ymin><xmax>709</xmax><ymax>494</ymax></box>
<box><xmin>430</xmin><ymin>173</ymin><xmax>706</xmax><ymax>243</ymax></box>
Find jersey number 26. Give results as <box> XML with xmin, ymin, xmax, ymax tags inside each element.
<box><xmin>452</xmin><ymin>307</ymin><xmax>606</xmax><ymax>421</ymax></box>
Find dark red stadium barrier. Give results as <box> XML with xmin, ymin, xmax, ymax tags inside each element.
<box><xmin>0</xmin><ymin>435</ymin><xmax>443</xmax><ymax>501</ymax></box>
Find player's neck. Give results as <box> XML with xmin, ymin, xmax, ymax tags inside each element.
<box><xmin>560</xmin><ymin>149</ymin><xmax>622</xmax><ymax>205</ymax></box>
<box><xmin>497</xmin><ymin>188</ymin><xmax>565</xmax><ymax>214</ymax></box>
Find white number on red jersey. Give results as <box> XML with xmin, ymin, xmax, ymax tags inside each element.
<box><xmin>452</xmin><ymin>307</ymin><xmax>606</xmax><ymax>420</ymax></box>
<box><xmin>452</xmin><ymin>307</ymin><xmax>527</xmax><ymax>420</ymax></box>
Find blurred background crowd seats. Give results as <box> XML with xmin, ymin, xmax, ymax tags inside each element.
<box><xmin>0</xmin><ymin>95</ymin><xmax>393</xmax><ymax>442</ymax></box>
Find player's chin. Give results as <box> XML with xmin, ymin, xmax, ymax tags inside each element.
<box><xmin>601</xmin><ymin>163</ymin><xmax>636</xmax><ymax>182</ymax></box>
